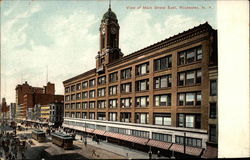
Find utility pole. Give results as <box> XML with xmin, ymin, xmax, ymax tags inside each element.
<box><xmin>184</xmin><ymin>132</ymin><xmax>186</xmax><ymax>155</ymax></box>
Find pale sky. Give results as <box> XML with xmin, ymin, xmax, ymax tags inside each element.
<box><xmin>0</xmin><ymin>0</ymin><xmax>217</xmax><ymax>103</ymax></box>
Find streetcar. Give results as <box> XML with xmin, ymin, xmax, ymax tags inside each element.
<box><xmin>51</xmin><ymin>132</ymin><xmax>74</xmax><ymax>149</ymax></box>
<box><xmin>32</xmin><ymin>129</ymin><xmax>46</xmax><ymax>142</ymax></box>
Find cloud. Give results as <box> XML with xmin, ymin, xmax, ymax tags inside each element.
<box><xmin>120</xmin><ymin>11</ymin><xmax>202</xmax><ymax>55</ymax></box>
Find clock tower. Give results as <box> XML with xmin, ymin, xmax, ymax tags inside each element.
<box><xmin>96</xmin><ymin>6</ymin><xmax>123</xmax><ymax>73</ymax></box>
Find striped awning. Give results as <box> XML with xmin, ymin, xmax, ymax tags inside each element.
<box><xmin>147</xmin><ymin>139</ymin><xmax>172</xmax><ymax>150</ymax></box>
<box><xmin>170</xmin><ymin>144</ymin><xmax>203</xmax><ymax>157</ymax></box>
<box><xmin>93</xmin><ymin>129</ymin><xmax>106</xmax><ymax>135</ymax></box>
<box><xmin>104</xmin><ymin>132</ymin><xmax>149</xmax><ymax>145</ymax></box>
<box><xmin>83</xmin><ymin>128</ymin><xmax>94</xmax><ymax>133</ymax></box>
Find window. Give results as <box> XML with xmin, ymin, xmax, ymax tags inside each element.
<box><xmin>76</xmin><ymin>103</ymin><xmax>81</xmax><ymax>109</ymax></box>
<box><xmin>121</xmin><ymin>68</ymin><xmax>132</xmax><ymax>80</ymax></box>
<box><xmin>178</xmin><ymin>46</ymin><xmax>202</xmax><ymax>65</ymax></box>
<box><xmin>209</xmin><ymin>125</ymin><xmax>217</xmax><ymax>142</ymax></box>
<box><xmin>65</xmin><ymin>95</ymin><xmax>70</xmax><ymax>102</ymax></box>
<box><xmin>154</xmin><ymin>56</ymin><xmax>172</xmax><ymax>71</ymax></box>
<box><xmin>175</xmin><ymin>136</ymin><xmax>202</xmax><ymax>148</ymax></box>
<box><xmin>178</xmin><ymin>69</ymin><xmax>201</xmax><ymax>86</ymax></box>
<box><xmin>97</xmin><ymin>112</ymin><xmax>106</xmax><ymax>120</ymax></box>
<box><xmin>65</xmin><ymin>87</ymin><xmax>70</xmax><ymax>93</ymax></box>
<box><xmin>135</xmin><ymin>96</ymin><xmax>149</xmax><ymax>107</ymax></box>
<box><xmin>109</xmin><ymin>99</ymin><xmax>117</xmax><ymax>108</ymax></box>
<box><xmin>71</xmin><ymin>103</ymin><xmax>76</xmax><ymax>109</ymax></box>
<box><xmin>97</xmin><ymin>88</ymin><xmax>106</xmax><ymax>97</ymax></box>
<box><xmin>82</xmin><ymin>92</ymin><xmax>88</xmax><ymax>99</ymax></box>
<box><xmin>109</xmin><ymin>72</ymin><xmax>118</xmax><ymax>83</ymax></box>
<box><xmin>178</xmin><ymin>114</ymin><xmax>201</xmax><ymax>129</ymax></box>
<box><xmin>76</xmin><ymin>112</ymin><xmax>81</xmax><ymax>118</ymax></box>
<box><xmin>178</xmin><ymin>92</ymin><xmax>202</xmax><ymax>106</ymax></box>
<box><xmin>154</xmin><ymin>75</ymin><xmax>172</xmax><ymax>89</ymax></box>
<box><xmin>89</xmin><ymin>112</ymin><xmax>95</xmax><ymax>119</ymax></box>
<box><xmin>76</xmin><ymin>83</ymin><xmax>81</xmax><ymax>91</ymax></box>
<box><xmin>65</xmin><ymin>104</ymin><xmax>70</xmax><ymax>110</ymax></box>
<box><xmin>89</xmin><ymin>79</ymin><xmax>95</xmax><ymax>87</ymax></box>
<box><xmin>135</xmin><ymin>113</ymin><xmax>149</xmax><ymax>124</ymax></box>
<box><xmin>71</xmin><ymin>85</ymin><xmax>75</xmax><ymax>92</ymax></box>
<box><xmin>120</xmin><ymin>112</ymin><xmax>131</xmax><ymax>122</ymax></box>
<box><xmin>98</xmin><ymin>76</ymin><xmax>106</xmax><ymax>85</ymax></box>
<box><xmin>152</xmin><ymin>133</ymin><xmax>172</xmax><ymax>142</ymax></box>
<box><xmin>96</xmin><ymin>125</ymin><xmax>106</xmax><ymax>131</ymax></box>
<box><xmin>109</xmin><ymin>86</ymin><xmax>117</xmax><ymax>95</ymax></box>
<box><xmin>89</xmin><ymin>90</ymin><xmax>95</xmax><ymax>98</ymax></box>
<box><xmin>132</xmin><ymin>130</ymin><xmax>149</xmax><ymax>138</ymax></box>
<box><xmin>121</xmin><ymin>83</ymin><xmax>132</xmax><ymax>93</ymax></box>
<box><xmin>97</xmin><ymin>100</ymin><xmax>106</xmax><ymax>109</ymax></box>
<box><xmin>71</xmin><ymin>94</ymin><xmax>76</xmax><ymax>101</ymax></box>
<box><xmin>82</xmin><ymin>112</ymin><xmax>87</xmax><ymax>119</ymax></box>
<box><xmin>121</xmin><ymin>98</ymin><xmax>132</xmax><ymax>108</ymax></box>
<box><xmin>109</xmin><ymin>112</ymin><xmax>117</xmax><ymax>121</ymax></box>
<box><xmin>89</xmin><ymin>101</ymin><xmax>95</xmax><ymax>109</ymax></box>
<box><xmin>82</xmin><ymin>81</ymin><xmax>88</xmax><ymax>89</ymax></box>
<box><xmin>210</xmin><ymin>80</ymin><xmax>217</xmax><ymax>96</ymax></box>
<box><xmin>154</xmin><ymin>94</ymin><xmax>171</xmax><ymax>106</ymax></box>
<box><xmin>71</xmin><ymin>112</ymin><xmax>75</xmax><ymax>118</ymax></box>
<box><xmin>136</xmin><ymin>79</ymin><xmax>149</xmax><ymax>91</ymax></box>
<box><xmin>154</xmin><ymin>114</ymin><xmax>171</xmax><ymax>126</ymax></box>
<box><xmin>82</xmin><ymin>102</ymin><xmax>87</xmax><ymax>109</ymax></box>
<box><xmin>76</xmin><ymin>93</ymin><xmax>81</xmax><ymax>100</ymax></box>
<box><xmin>210</xmin><ymin>103</ymin><xmax>217</xmax><ymax>118</ymax></box>
<box><xmin>136</xmin><ymin>62</ymin><xmax>149</xmax><ymax>76</ymax></box>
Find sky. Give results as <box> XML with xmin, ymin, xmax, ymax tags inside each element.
<box><xmin>0</xmin><ymin>0</ymin><xmax>217</xmax><ymax>103</ymax></box>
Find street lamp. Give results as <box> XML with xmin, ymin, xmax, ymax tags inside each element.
<box><xmin>84</xmin><ymin>121</ymin><xmax>87</xmax><ymax>146</ymax></box>
<box><xmin>184</xmin><ymin>132</ymin><xmax>186</xmax><ymax>155</ymax></box>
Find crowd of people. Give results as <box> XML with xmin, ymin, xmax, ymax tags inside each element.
<box><xmin>0</xmin><ymin>131</ymin><xmax>27</xmax><ymax>160</ymax></box>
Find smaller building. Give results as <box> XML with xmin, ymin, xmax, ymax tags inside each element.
<box><xmin>49</xmin><ymin>102</ymin><xmax>64</xmax><ymax>127</ymax></box>
<box><xmin>40</xmin><ymin>105</ymin><xmax>50</xmax><ymax>122</ymax></box>
<box><xmin>9</xmin><ymin>103</ymin><xmax>16</xmax><ymax>121</ymax></box>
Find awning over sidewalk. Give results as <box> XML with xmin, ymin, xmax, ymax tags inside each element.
<box><xmin>83</xmin><ymin>128</ymin><xmax>94</xmax><ymax>133</ymax></box>
<box><xmin>93</xmin><ymin>129</ymin><xmax>106</xmax><ymax>135</ymax></box>
<box><xmin>121</xmin><ymin>134</ymin><xmax>149</xmax><ymax>145</ymax></box>
<box><xmin>147</xmin><ymin>139</ymin><xmax>172</xmax><ymax>150</ymax></box>
<box><xmin>170</xmin><ymin>144</ymin><xmax>203</xmax><ymax>157</ymax></box>
<box><xmin>104</xmin><ymin>132</ymin><xmax>149</xmax><ymax>145</ymax></box>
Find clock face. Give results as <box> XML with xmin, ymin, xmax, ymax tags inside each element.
<box><xmin>111</xmin><ymin>27</ymin><xmax>117</xmax><ymax>34</ymax></box>
<box><xmin>102</xmin><ymin>27</ymin><xmax>105</xmax><ymax>35</ymax></box>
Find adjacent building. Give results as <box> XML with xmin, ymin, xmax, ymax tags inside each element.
<box><xmin>49</xmin><ymin>102</ymin><xmax>64</xmax><ymax>127</ymax></box>
<box><xmin>15</xmin><ymin>81</ymin><xmax>64</xmax><ymax>121</ymax></box>
<box><xmin>62</xmin><ymin>7</ymin><xmax>218</xmax><ymax>158</ymax></box>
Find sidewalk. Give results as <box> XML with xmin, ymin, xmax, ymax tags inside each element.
<box><xmin>75</xmin><ymin>134</ymin><xmax>166</xmax><ymax>159</ymax></box>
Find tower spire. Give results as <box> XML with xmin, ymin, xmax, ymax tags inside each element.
<box><xmin>109</xmin><ymin>0</ymin><xmax>111</xmax><ymax>9</ymax></box>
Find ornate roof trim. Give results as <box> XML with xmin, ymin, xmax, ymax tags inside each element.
<box><xmin>63</xmin><ymin>68</ymin><xmax>96</xmax><ymax>84</ymax></box>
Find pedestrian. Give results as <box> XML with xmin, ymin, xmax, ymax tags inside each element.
<box><xmin>92</xmin><ymin>149</ymin><xmax>96</xmax><ymax>157</ymax></box>
<box><xmin>84</xmin><ymin>140</ymin><xmax>87</xmax><ymax>147</ymax></box>
<box><xmin>157</xmin><ymin>150</ymin><xmax>161</xmax><ymax>158</ymax></box>
<box><xmin>148</xmin><ymin>150</ymin><xmax>152</xmax><ymax>160</ymax></box>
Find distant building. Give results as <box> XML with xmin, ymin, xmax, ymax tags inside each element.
<box><xmin>9</xmin><ymin>103</ymin><xmax>16</xmax><ymax>121</ymax></box>
<box><xmin>15</xmin><ymin>81</ymin><xmax>62</xmax><ymax>120</ymax></box>
<box><xmin>49</xmin><ymin>102</ymin><xmax>64</xmax><ymax>127</ymax></box>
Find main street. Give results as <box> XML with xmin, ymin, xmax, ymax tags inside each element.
<box><xmin>1</xmin><ymin>123</ymin><xmax>162</xmax><ymax>160</ymax></box>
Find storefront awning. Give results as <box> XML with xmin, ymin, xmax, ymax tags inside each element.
<box><xmin>147</xmin><ymin>139</ymin><xmax>172</xmax><ymax>150</ymax></box>
<box><xmin>93</xmin><ymin>129</ymin><xmax>106</xmax><ymax>135</ymax></box>
<box><xmin>104</xmin><ymin>132</ymin><xmax>149</xmax><ymax>145</ymax></box>
<box><xmin>170</xmin><ymin>144</ymin><xmax>203</xmax><ymax>157</ymax></box>
<box><xmin>83</xmin><ymin>128</ymin><xmax>94</xmax><ymax>133</ymax></box>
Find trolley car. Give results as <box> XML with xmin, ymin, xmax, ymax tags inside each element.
<box><xmin>51</xmin><ymin>132</ymin><xmax>73</xmax><ymax>149</ymax></box>
<box><xmin>32</xmin><ymin>129</ymin><xmax>46</xmax><ymax>142</ymax></box>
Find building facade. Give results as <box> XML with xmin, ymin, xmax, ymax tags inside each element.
<box><xmin>15</xmin><ymin>81</ymin><xmax>62</xmax><ymax>120</ymax></box>
<box><xmin>62</xmin><ymin>7</ymin><xmax>218</xmax><ymax>158</ymax></box>
<box><xmin>49</xmin><ymin>102</ymin><xmax>64</xmax><ymax>127</ymax></box>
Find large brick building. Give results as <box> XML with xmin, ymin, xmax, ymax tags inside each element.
<box><xmin>15</xmin><ymin>81</ymin><xmax>63</xmax><ymax>120</ymax></box>
<box><xmin>62</xmin><ymin>7</ymin><xmax>218</xmax><ymax>158</ymax></box>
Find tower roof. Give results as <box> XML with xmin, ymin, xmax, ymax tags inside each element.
<box><xmin>101</xmin><ymin>8</ymin><xmax>117</xmax><ymax>22</ymax></box>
